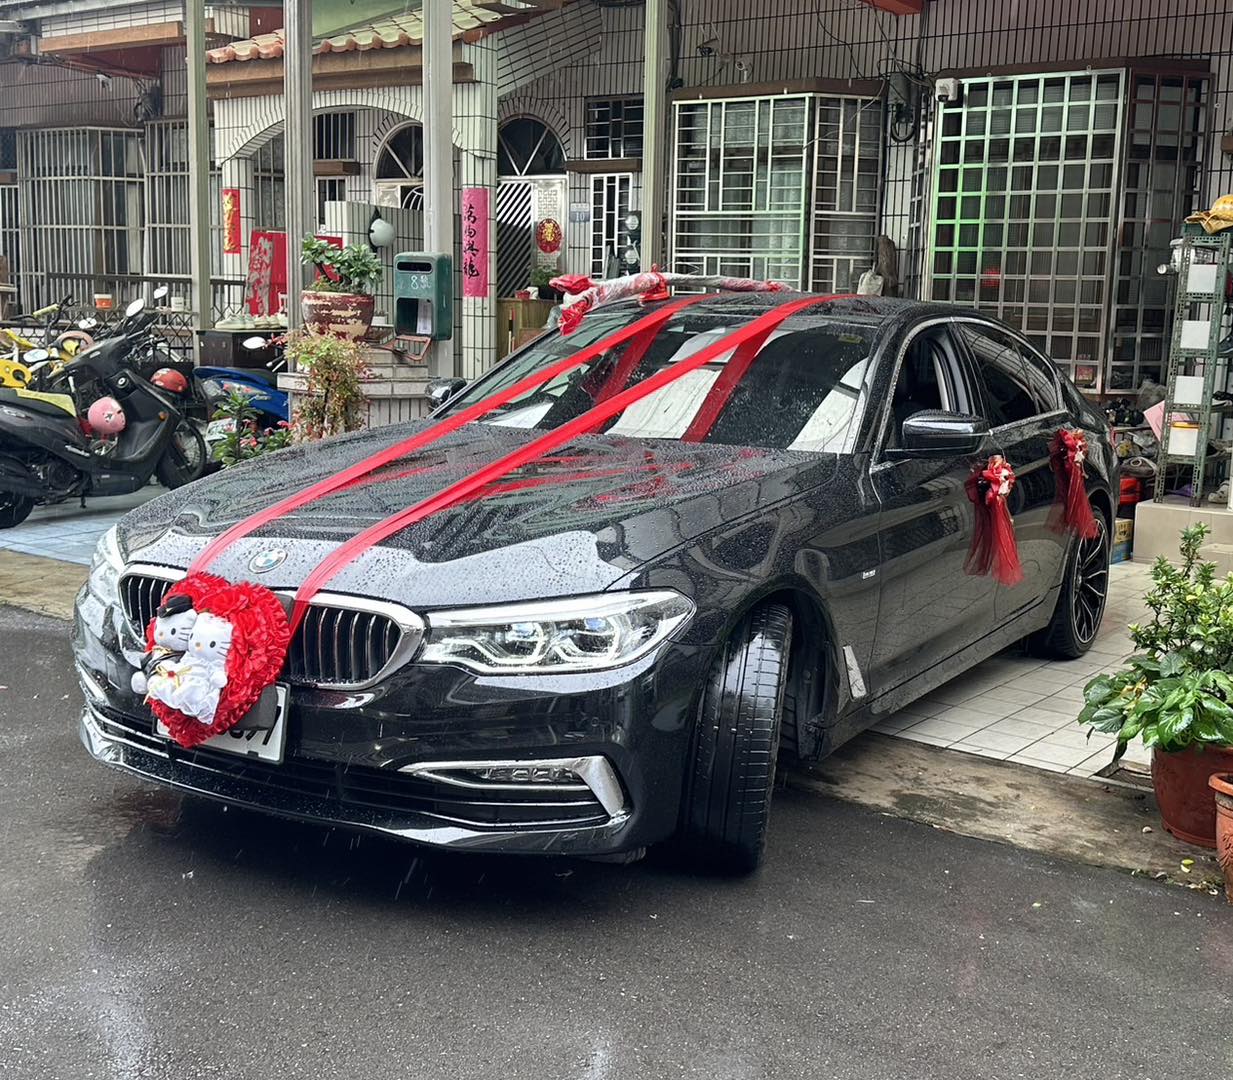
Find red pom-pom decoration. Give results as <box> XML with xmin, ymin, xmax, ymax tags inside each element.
<box><xmin>965</xmin><ymin>455</ymin><xmax>1024</xmax><ymax>587</ymax></box>
<box><xmin>142</xmin><ymin>572</ymin><xmax>291</xmax><ymax>749</ymax></box>
<box><xmin>1048</xmin><ymin>428</ymin><xmax>1099</xmax><ymax>539</ymax></box>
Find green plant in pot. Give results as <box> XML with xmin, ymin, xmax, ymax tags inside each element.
<box><xmin>1079</xmin><ymin>523</ymin><xmax>1233</xmax><ymax>847</ymax></box>
<box><xmin>301</xmin><ymin>237</ymin><xmax>382</xmax><ymax>340</ymax></box>
<box><xmin>284</xmin><ymin>327</ymin><xmax>370</xmax><ymax>440</ymax></box>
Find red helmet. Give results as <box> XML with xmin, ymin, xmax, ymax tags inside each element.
<box><xmin>151</xmin><ymin>367</ymin><xmax>188</xmax><ymax>394</ymax></box>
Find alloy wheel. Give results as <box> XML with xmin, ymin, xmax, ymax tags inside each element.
<box><xmin>1070</xmin><ymin>516</ymin><xmax>1109</xmax><ymax>644</ymax></box>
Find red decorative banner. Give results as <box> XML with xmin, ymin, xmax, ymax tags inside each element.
<box><xmin>222</xmin><ymin>188</ymin><xmax>241</xmax><ymax>255</ymax></box>
<box><xmin>536</xmin><ymin>217</ymin><xmax>563</xmax><ymax>254</ymax></box>
<box><xmin>461</xmin><ymin>187</ymin><xmax>489</xmax><ymax>298</ymax></box>
<box><xmin>965</xmin><ymin>455</ymin><xmax>1024</xmax><ymax>587</ymax></box>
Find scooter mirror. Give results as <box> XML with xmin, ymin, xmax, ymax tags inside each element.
<box><xmin>153</xmin><ymin>285</ymin><xmax>170</xmax><ymax>300</ymax></box>
<box><xmin>241</xmin><ymin>336</ymin><xmax>267</xmax><ymax>350</ymax></box>
<box><xmin>24</xmin><ymin>348</ymin><xmax>50</xmax><ymax>363</ymax></box>
<box><xmin>78</xmin><ymin>317</ymin><xmax>98</xmax><ymax>330</ymax></box>
<box><xmin>125</xmin><ymin>297</ymin><xmax>146</xmax><ymax>318</ymax></box>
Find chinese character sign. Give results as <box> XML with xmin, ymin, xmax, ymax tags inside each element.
<box><xmin>461</xmin><ymin>187</ymin><xmax>489</xmax><ymax>299</ymax></box>
<box><xmin>222</xmin><ymin>188</ymin><xmax>241</xmax><ymax>255</ymax></box>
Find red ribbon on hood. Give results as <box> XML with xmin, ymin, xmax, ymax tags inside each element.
<box><xmin>1048</xmin><ymin>428</ymin><xmax>1098</xmax><ymax>539</ymax></box>
<box><xmin>190</xmin><ymin>295</ymin><xmax>708</xmax><ymax>576</ymax></box>
<box><xmin>965</xmin><ymin>455</ymin><xmax>1024</xmax><ymax>587</ymax></box>
<box><xmin>285</xmin><ymin>294</ymin><xmax>851</xmax><ymax>630</ymax></box>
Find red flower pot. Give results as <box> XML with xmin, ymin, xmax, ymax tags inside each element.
<box><xmin>301</xmin><ymin>290</ymin><xmax>374</xmax><ymax>340</ymax></box>
<box><xmin>1151</xmin><ymin>744</ymin><xmax>1233</xmax><ymax>848</ymax></box>
<box><xmin>1211</xmin><ymin>773</ymin><xmax>1233</xmax><ymax>902</ymax></box>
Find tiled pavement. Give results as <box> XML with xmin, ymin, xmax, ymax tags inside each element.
<box><xmin>0</xmin><ymin>488</ymin><xmax>1154</xmax><ymax>779</ymax></box>
<box><xmin>0</xmin><ymin>488</ymin><xmax>159</xmax><ymax>565</ymax></box>
<box><xmin>879</xmin><ymin>559</ymin><xmax>1152</xmax><ymax>776</ymax></box>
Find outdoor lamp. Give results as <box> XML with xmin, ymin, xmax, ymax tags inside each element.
<box><xmin>369</xmin><ymin>211</ymin><xmax>396</xmax><ymax>249</ymax></box>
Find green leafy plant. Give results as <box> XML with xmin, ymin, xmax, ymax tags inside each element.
<box><xmin>301</xmin><ymin>237</ymin><xmax>382</xmax><ymax>295</ymax></box>
<box><xmin>529</xmin><ymin>266</ymin><xmax>553</xmax><ymax>290</ymax></box>
<box><xmin>1080</xmin><ymin>524</ymin><xmax>1233</xmax><ymax>760</ymax></box>
<box><xmin>285</xmin><ymin>327</ymin><xmax>369</xmax><ymax>439</ymax></box>
<box><xmin>210</xmin><ymin>390</ymin><xmax>293</xmax><ymax>467</ymax></box>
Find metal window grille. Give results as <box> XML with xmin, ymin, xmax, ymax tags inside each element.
<box><xmin>927</xmin><ymin>70</ymin><xmax>1127</xmax><ymax>392</ymax></box>
<box><xmin>1109</xmin><ymin>72</ymin><xmax>1207</xmax><ymax>391</ymax></box>
<box><xmin>590</xmin><ymin>173</ymin><xmax>633</xmax><ymax>278</ymax></box>
<box><xmin>584</xmin><ymin>97</ymin><xmax>644</xmax><ymax>160</ymax></box>
<box><xmin>145</xmin><ymin>119</ymin><xmax>189</xmax><ymax>283</ymax></box>
<box><xmin>375</xmin><ymin>123</ymin><xmax>424</xmax><ymax>211</ymax></box>
<box><xmin>17</xmin><ymin>127</ymin><xmax>145</xmax><ymax>308</ymax></box>
<box><xmin>253</xmin><ymin>136</ymin><xmax>285</xmax><ymax>230</ymax></box>
<box><xmin>810</xmin><ymin>96</ymin><xmax>883</xmax><ymax>293</ymax></box>
<box><xmin>316</xmin><ymin>177</ymin><xmax>347</xmax><ymax>230</ymax></box>
<box><xmin>670</xmin><ymin>95</ymin><xmax>811</xmax><ymax>288</ymax></box>
<box><xmin>314</xmin><ymin>111</ymin><xmax>356</xmax><ymax>160</ymax></box>
<box><xmin>0</xmin><ymin>184</ymin><xmax>19</xmax><ymax>306</ymax></box>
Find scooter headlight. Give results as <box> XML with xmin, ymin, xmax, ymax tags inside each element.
<box><xmin>87</xmin><ymin>525</ymin><xmax>124</xmax><ymax>604</ymax></box>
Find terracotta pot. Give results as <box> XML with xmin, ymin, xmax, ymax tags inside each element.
<box><xmin>301</xmin><ymin>290</ymin><xmax>374</xmax><ymax>340</ymax></box>
<box><xmin>1211</xmin><ymin>773</ymin><xmax>1233</xmax><ymax>902</ymax></box>
<box><xmin>1151</xmin><ymin>743</ymin><xmax>1233</xmax><ymax>848</ymax></box>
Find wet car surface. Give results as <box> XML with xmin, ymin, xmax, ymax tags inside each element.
<box><xmin>72</xmin><ymin>294</ymin><xmax>1116</xmax><ymax>871</ymax></box>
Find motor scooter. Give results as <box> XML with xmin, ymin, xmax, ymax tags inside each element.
<box><xmin>0</xmin><ymin>297</ymin><xmax>206</xmax><ymax>528</ymax></box>
<box><xmin>194</xmin><ymin>336</ymin><xmax>290</xmax><ymax>457</ymax></box>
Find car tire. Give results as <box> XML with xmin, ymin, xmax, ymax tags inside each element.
<box><xmin>1030</xmin><ymin>512</ymin><xmax>1111</xmax><ymax>660</ymax></box>
<box><xmin>0</xmin><ymin>491</ymin><xmax>33</xmax><ymax>529</ymax></box>
<box><xmin>155</xmin><ymin>421</ymin><xmax>207</xmax><ymax>490</ymax></box>
<box><xmin>678</xmin><ymin>602</ymin><xmax>793</xmax><ymax>874</ymax></box>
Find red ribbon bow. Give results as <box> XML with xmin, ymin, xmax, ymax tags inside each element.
<box><xmin>1048</xmin><ymin>428</ymin><xmax>1099</xmax><ymax>539</ymax></box>
<box><xmin>965</xmin><ymin>455</ymin><xmax>1024</xmax><ymax>586</ymax></box>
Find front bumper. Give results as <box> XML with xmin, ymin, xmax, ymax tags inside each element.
<box><xmin>73</xmin><ymin>587</ymin><xmax>708</xmax><ymax>857</ymax></box>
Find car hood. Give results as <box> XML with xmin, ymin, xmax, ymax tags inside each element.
<box><xmin>118</xmin><ymin>422</ymin><xmax>839</xmax><ymax>608</ymax></box>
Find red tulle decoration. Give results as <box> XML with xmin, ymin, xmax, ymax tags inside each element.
<box><xmin>558</xmin><ymin>302</ymin><xmax>590</xmax><ymax>335</ymax></box>
<box><xmin>144</xmin><ymin>572</ymin><xmax>291</xmax><ymax>749</ymax></box>
<box><xmin>965</xmin><ymin>455</ymin><xmax>1024</xmax><ymax>587</ymax></box>
<box><xmin>1048</xmin><ymin>428</ymin><xmax>1099</xmax><ymax>539</ymax></box>
<box><xmin>550</xmin><ymin>274</ymin><xmax>594</xmax><ymax>296</ymax></box>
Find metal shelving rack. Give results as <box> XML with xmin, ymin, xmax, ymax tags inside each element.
<box><xmin>1154</xmin><ymin>225</ymin><xmax>1232</xmax><ymax>506</ymax></box>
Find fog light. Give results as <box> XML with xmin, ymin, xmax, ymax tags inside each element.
<box><xmin>470</xmin><ymin>765</ymin><xmax>578</xmax><ymax>784</ymax></box>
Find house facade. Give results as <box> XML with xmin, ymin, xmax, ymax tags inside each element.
<box><xmin>0</xmin><ymin>0</ymin><xmax>1228</xmax><ymax>393</ymax></box>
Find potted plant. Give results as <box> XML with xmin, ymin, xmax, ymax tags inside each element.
<box><xmin>1211</xmin><ymin>773</ymin><xmax>1233</xmax><ymax>901</ymax></box>
<box><xmin>1079</xmin><ymin>524</ymin><xmax>1233</xmax><ymax>847</ymax></box>
<box><xmin>300</xmin><ymin>237</ymin><xmax>382</xmax><ymax>339</ymax></box>
<box><xmin>284</xmin><ymin>327</ymin><xmax>370</xmax><ymax>439</ymax></box>
<box><xmin>528</xmin><ymin>265</ymin><xmax>561</xmax><ymax>301</ymax></box>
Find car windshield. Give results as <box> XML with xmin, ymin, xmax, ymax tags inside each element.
<box><xmin>443</xmin><ymin>306</ymin><xmax>877</xmax><ymax>453</ymax></box>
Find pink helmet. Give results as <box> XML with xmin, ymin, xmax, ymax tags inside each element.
<box><xmin>151</xmin><ymin>367</ymin><xmax>188</xmax><ymax>394</ymax></box>
<box><xmin>86</xmin><ymin>396</ymin><xmax>127</xmax><ymax>436</ymax></box>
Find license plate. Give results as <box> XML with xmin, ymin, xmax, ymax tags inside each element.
<box><xmin>155</xmin><ymin>684</ymin><xmax>289</xmax><ymax>764</ymax></box>
<box><xmin>206</xmin><ymin>417</ymin><xmax>236</xmax><ymax>438</ymax></box>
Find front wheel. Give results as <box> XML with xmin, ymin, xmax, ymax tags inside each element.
<box><xmin>1030</xmin><ymin>513</ymin><xmax>1110</xmax><ymax>659</ymax></box>
<box><xmin>677</xmin><ymin>603</ymin><xmax>793</xmax><ymax>874</ymax></box>
<box><xmin>0</xmin><ymin>490</ymin><xmax>33</xmax><ymax>528</ymax></box>
<box><xmin>155</xmin><ymin>421</ymin><xmax>207</xmax><ymax>490</ymax></box>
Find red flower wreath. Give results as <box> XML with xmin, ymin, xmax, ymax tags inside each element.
<box><xmin>143</xmin><ymin>572</ymin><xmax>291</xmax><ymax>749</ymax></box>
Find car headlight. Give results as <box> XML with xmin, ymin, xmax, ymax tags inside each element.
<box><xmin>87</xmin><ymin>525</ymin><xmax>124</xmax><ymax>603</ymax></box>
<box><xmin>419</xmin><ymin>591</ymin><xmax>694</xmax><ymax>675</ymax></box>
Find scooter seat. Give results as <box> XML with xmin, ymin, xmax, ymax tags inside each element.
<box><xmin>0</xmin><ymin>385</ymin><xmax>77</xmax><ymax>418</ymax></box>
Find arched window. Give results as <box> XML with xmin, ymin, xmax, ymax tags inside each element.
<box><xmin>375</xmin><ymin>123</ymin><xmax>425</xmax><ymax>209</ymax></box>
<box><xmin>497</xmin><ymin>118</ymin><xmax>565</xmax><ymax>177</ymax></box>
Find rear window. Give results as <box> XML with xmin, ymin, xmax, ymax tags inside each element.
<box><xmin>443</xmin><ymin>310</ymin><xmax>877</xmax><ymax>454</ymax></box>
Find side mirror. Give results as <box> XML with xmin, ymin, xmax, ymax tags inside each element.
<box><xmin>888</xmin><ymin>410</ymin><xmax>990</xmax><ymax>458</ymax></box>
<box><xmin>78</xmin><ymin>317</ymin><xmax>98</xmax><ymax>330</ymax></box>
<box><xmin>125</xmin><ymin>297</ymin><xmax>146</xmax><ymax>318</ymax></box>
<box><xmin>426</xmin><ymin>377</ymin><xmax>467</xmax><ymax>409</ymax></box>
<box><xmin>24</xmin><ymin>348</ymin><xmax>50</xmax><ymax>364</ymax></box>
<box><xmin>241</xmin><ymin>336</ymin><xmax>268</xmax><ymax>350</ymax></box>
<box><xmin>153</xmin><ymin>285</ymin><xmax>170</xmax><ymax>300</ymax></box>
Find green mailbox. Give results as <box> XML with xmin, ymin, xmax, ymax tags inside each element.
<box><xmin>394</xmin><ymin>252</ymin><xmax>453</xmax><ymax>341</ymax></box>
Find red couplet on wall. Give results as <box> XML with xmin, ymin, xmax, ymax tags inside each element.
<box><xmin>222</xmin><ymin>189</ymin><xmax>241</xmax><ymax>255</ymax></box>
<box><xmin>461</xmin><ymin>187</ymin><xmax>490</xmax><ymax>298</ymax></box>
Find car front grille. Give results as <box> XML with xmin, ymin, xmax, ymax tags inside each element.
<box><xmin>92</xmin><ymin>707</ymin><xmax>611</xmax><ymax>830</ymax></box>
<box><xmin>120</xmin><ymin>569</ymin><xmax>421</xmax><ymax>689</ymax></box>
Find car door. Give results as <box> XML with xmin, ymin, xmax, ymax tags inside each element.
<box><xmin>955</xmin><ymin>321</ymin><xmax>1069</xmax><ymax>622</ymax></box>
<box><xmin>866</xmin><ymin>319</ymin><xmax>1000</xmax><ymax>697</ymax></box>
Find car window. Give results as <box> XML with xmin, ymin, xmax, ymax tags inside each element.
<box><xmin>441</xmin><ymin>311</ymin><xmax>878</xmax><ymax>454</ymax></box>
<box><xmin>884</xmin><ymin>324</ymin><xmax>973</xmax><ymax>451</ymax></box>
<box><xmin>958</xmin><ymin>323</ymin><xmax>1058</xmax><ymax>426</ymax></box>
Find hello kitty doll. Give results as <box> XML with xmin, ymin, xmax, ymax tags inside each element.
<box><xmin>165</xmin><ymin>612</ymin><xmax>234</xmax><ymax>726</ymax></box>
<box><xmin>131</xmin><ymin>594</ymin><xmax>197</xmax><ymax>695</ymax></box>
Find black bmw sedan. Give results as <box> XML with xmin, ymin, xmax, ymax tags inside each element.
<box><xmin>73</xmin><ymin>294</ymin><xmax>1115</xmax><ymax>872</ymax></box>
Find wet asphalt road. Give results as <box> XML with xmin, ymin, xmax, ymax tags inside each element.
<box><xmin>1</xmin><ymin>604</ymin><xmax>1231</xmax><ymax>1080</ymax></box>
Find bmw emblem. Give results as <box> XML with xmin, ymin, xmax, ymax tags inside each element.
<box><xmin>248</xmin><ymin>548</ymin><xmax>287</xmax><ymax>575</ymax></box>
